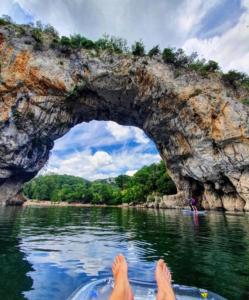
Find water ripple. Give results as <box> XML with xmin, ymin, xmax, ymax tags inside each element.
<box><xmin>0</xmin><ymin>207</ymin><xmax>249</xmax><ymax>299</ymax></box>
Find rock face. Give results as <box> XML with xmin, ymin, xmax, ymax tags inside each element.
<box><xmin>0</xmin><ymin>24</ymin><xmax>249</xmax><ymax>210</ymax></box>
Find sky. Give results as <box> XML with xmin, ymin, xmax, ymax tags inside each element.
<box><xmin>1</xmin><ymin>0</ymin><xmax>249</xmax><ymax>180</ymax></box>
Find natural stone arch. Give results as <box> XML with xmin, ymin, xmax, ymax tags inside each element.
<box><xmin>0</xmin><ymin>26</ymin><xmax>249</xmax><ymax>210</ymax></box>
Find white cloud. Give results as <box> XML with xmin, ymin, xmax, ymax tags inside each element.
<box><xmin>42</xmin><ymin>145</ymin><xmax>160</xmax><ymax>180</ymax></box>
<box><xmin>91</xmin><ymin>151</ymin><xmax>113</xmax><ymax>168</ymax></box>
<box><xmin>40</xmin><ymin>120</ymin><xmax>159</xmax><ymax>180</ymax></box>
<box><xmin>53</xmin><ymin>121</ymin><xmax>114</xmax><ymax>152</ymax></box>
<box><xmin>177</xmin><ymin>0</ymin><xmax>222</xmax><ymax>35</ymax></box>
<box><xmin>126</xmin><ymin>170</ymin><xmax>137</xmax><ymax>176</ymax></box>
<box><xmin>106</xmin><ymin>121</ymin><xmax>149</xmax><ymax>144</ymax></box>
<box><xmin>106</xmin><ymin>122</ymin><xmax>132</xmax><ymax>141</ymax></box>
<box><xmin>183</xmin><ymin>1</ymin><xmax>249</xmax><ymax>73</ymax></box>
<box><xmin>133</xmin><ymin>128</ymin><xmax>149</xmax><ymax>144</ymax></box>
<box><xmin>52</xmin><ymin>121</ymin><xmax>150</xmax><ymax>156</ymax></box>
<box><xmin>1</xmin><ymin>0</ymin><xmax>228</xmax><ymax>49</ymax></box>
<box><xmin>0</xmin><ymin>1</ymin><xmax>12</xmax><ymax>13</ymax></box>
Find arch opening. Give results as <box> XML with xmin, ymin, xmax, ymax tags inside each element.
<box><xmin>22</xmin><ymin>120</ymin><xmax>178</xmax><ymax>205</ymax></box>
<box><xmin>42</xmin><ymin>120</ymin><xmax>161</xmax><ymax>181</ymax></box>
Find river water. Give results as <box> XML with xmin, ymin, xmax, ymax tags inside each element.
<box><xmin>0</xmin><ymin>206</ymin><xmax>249</xmax><ymax>300</ymax></box>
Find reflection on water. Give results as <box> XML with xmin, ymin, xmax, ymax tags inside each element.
<box><xmin>0</xmin><ymin>207</ymin><xmax>33</xmax><ymax>300</ymax></box>
<box><xmin>0</xmin><ymin>207</ymin><xmax>249</xmax><ymax>300</ymax></box>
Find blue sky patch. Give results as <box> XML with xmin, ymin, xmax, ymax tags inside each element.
<box><xmin>197</xmin><ymin>0</ymin><xmax>244</xmax><ymax>38</ymax></box>
<box><xmin>8</xmin><ymin>2</ymin><xmax>34</xmax><ymax>24</ymax></box>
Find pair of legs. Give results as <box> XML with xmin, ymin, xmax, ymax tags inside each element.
<box><xmin>109</xmin><ymin>255</ymin><xmax>175</xmax><ymax>300</ymax></box>
<box><xmin>190</xmin><ymin>205</ymin><xmax>198</xmax><ymax>212</ymax></box>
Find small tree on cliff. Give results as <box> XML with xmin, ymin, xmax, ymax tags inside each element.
<box><xmin>132</xmin><ymin>41</ymin><xmax>145</xmax><ymax>56</ymax></box>
<box><xmin>162</xmin><ymin>48</ymin><xmax>178</xmax><ymax>64</ymax></box>
<box><xmin>148</xmin><ymin>45</ymin><xmax>160</xmax><ymax>57</ymax></box>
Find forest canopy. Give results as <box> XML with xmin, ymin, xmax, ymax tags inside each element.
<box><xmin>23</xmin><ymin>161</ymin><xmax>177</xmax><ymax>204</ymax></box>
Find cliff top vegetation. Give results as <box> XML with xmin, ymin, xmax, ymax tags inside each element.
<box><xmin>1</xmin><ymin>14</ymin><xmax>249</xmax><ymax>94</ymax></box>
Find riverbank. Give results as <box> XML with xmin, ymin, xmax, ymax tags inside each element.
<box><xmin>23</xmin><ymin>200</ymin><xmax>113</xmax><ymax>207</ymax></box>
<box><xmin>23</xmin><ymin>199</ymin><xmax>189</xmax><ymax>209</ymax></box>
<box><xmin>23</xmin><ymin>200</ymin><xmax>145</xmax><ymax>208</ymax></box>
<box><xmin>19</xmin><ymin>199</ymin><xmax>249</xmax><ymax>215</ymax></box>
<box><xmin>23</xmin><ymin>192</ymin><xmax>187</xmax><ymax>209</ymax></box>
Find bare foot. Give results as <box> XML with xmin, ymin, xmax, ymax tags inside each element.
<box><xmin>108</xmin><ymin>254</ymin><xmax>134</xmax><ymax>300</ymax></box>
<box><xmin>155</xmin><ymin>259</ymin><xmax>175</xmax><ymax>300</ymax></box>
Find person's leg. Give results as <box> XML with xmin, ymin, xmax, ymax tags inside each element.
<box><xmin>155</xmin><ymin>259</ymin><xmax>175</xmax><ymax>300</ymax></box>
<box><xmin>108</xmin><ymin>254</ymin><xmax>134</xmax><ymax>300</ymax></box>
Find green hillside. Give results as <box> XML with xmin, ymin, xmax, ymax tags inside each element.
<box><xmin>23</xmin><ymin>161</ymin><xmax>176</xmax><ymax>204</ymax></box>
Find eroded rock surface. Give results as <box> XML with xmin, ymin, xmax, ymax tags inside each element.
<box><xmin>0</xmin><ymin>24</ymin><xmax>249</xmax><ymax>210</ymax></box>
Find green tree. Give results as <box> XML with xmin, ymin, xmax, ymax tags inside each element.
<box><xmin>203</xmin><ymin>60</ymin><xmax>220</xmax><ymax>72</ymax></box>
<box><xmin>23</xmin><ymin>161</ymin><xmax>177</xmax><ymax>205</ymax></box>
<box><xmin>162</xmin><ymin>48</ymin><xmax>176</xmax><ymax>64</ymax></box>
<box><xmin>95</xmin><ymin>34</ymin><xmax>128</xmax><ymax>53</ymax></box>
<box><xmin>222</xmin><ymin>70</ymin><xmax>249</xmax><ymax>89</ymax></box>
<box><xmin>132</xmin><ymin>41</ymin><xmax>145</xmax><ymax>56</ymax></box>
<box><xmin>122</xmin><ymin>185</ymin><xmax>145</xmax><ymax>203</ymax></box>
<box><xmin>60</xmin><ymin>36</ymin><xmax>71</xmax><ymax>47</ymax></box>
<box><xmin>148</xmin><ymin>45</ymin><xmax>160</xmax><ymax>57</ymax></box>
<box><xmin>89</xmin><ymin>182</ymin><xmax>114</xmax><ymax>204</ymax></box>
<box><xmin>115</xmin><ymin>175</ymin><xmax>131</xmax><ymax>189</ymax></box>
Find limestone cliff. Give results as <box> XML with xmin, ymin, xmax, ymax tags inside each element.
<box><xmin>0</xmin><ymin>23</ymin><xmax>249</xmax><ymax>210</ymax></box>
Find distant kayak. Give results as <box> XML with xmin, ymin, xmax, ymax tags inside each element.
<box><xmin>68</xmin><ymin>278</ymin><xmax>227</xmax><ymax>300</ymax></box>
<box><xmin>182</xmin><ymin>209</ymin><xmax>207</xmax><ymax>215</ymax></box>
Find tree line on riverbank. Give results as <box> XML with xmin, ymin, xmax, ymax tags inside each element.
<box><xmin>23</xmin><ymin>161</ymin><xmax>176</xmax><ymax>204</ymax></box>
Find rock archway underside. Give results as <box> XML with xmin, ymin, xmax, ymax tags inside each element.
<box><xmin>0</xmin><ymin>25</ymin><xmax>249</xmax><ymax>210</ymax></box>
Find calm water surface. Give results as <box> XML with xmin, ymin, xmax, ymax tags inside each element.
<box><xmin>0</xmin><ymin>206</ymin><xmax>249</xmax><ymax>300</ymax></box>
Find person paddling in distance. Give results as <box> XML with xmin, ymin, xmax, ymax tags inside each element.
<box><xmin>189</xmin><ymin>197</ymin><xmax>198</xmax><ymax>212</ymax></box>
<box><xmin>109</xmin><ymin>254</ymin><xmax>176</xmax><ymax>300</ymax></box>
